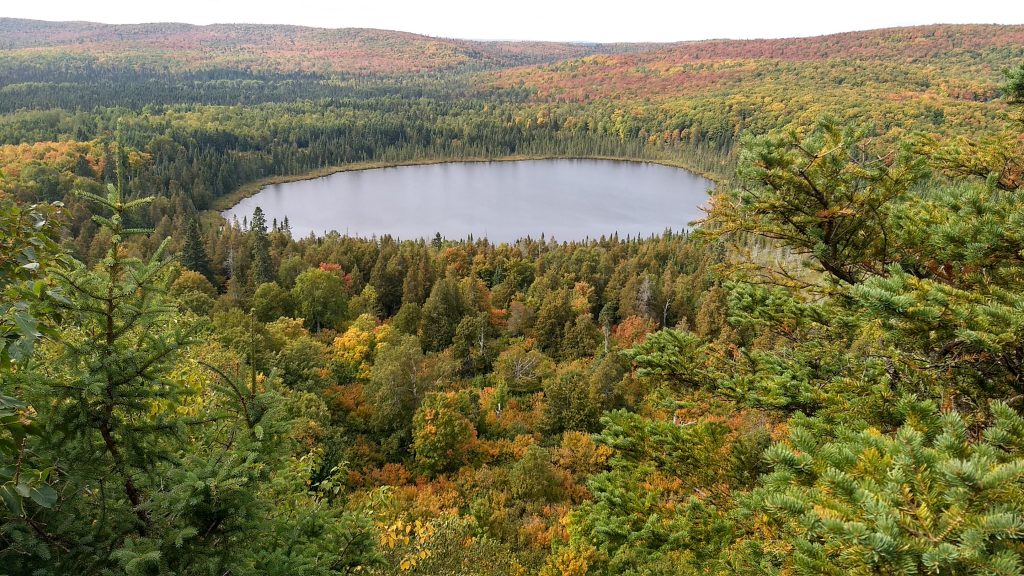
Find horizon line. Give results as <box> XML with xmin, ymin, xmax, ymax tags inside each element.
<box><xmin>2</xmin><ymin>16</ymin><xmax>1019</xmax><ymax>45</ymax></box>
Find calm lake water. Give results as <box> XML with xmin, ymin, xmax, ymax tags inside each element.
<box><xmin>222</xmin><ymin>159</ymin><xmax>713</xmax><ymax>243</ymax></box>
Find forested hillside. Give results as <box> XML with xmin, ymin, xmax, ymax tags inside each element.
<box><xmin>2</xmin><ymin>19</ymin><xmax>1024</xmax><ymax>575</ymax></box>
<box><xmin>0</xmin><ymin>18</ymin><xmax>639</xmax><ymax>74</ymax></box>
<box><xmin>489</xmin><ymin>25</ymin><xmax>1024</xmax><ymax>153</ymax></box>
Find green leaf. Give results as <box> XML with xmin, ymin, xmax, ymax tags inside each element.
<box><xmin>0</xmin><ymin>485</ymin><xmax>24</xmax><ymax>515</ymax></box>
<box><xmin>13</xmin><ymin>311</ymin><xmax>40</xmax><ymax>338</ymax></box>
<box><xmin>14</xmin><ymin>482</ymin><xmax>31</xmax><ymax>498</ymax></box>
<box><xmin>29</xmin><ymin>483</ymin><xmax>57</xmax><ymax>508</ymax></box>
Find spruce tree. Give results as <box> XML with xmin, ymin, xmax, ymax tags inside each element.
<box><xmin>250</xmin><ymin>206</ymin><xmax>273</xmax><ymax>286</ymax></box>
<box><xmin>180</xmin><ymin>215</ymin><xmax>213</xmax><ymax>282</ymax></box>
<box><xmin>48</xmin><ymin>180</ymin><xmax>196</xmax><ymax>536</ymax></box>
<box><xmin>11</xmin><ymin>167</ymin><xmax>379</xmax><ymax>574</ymax></box>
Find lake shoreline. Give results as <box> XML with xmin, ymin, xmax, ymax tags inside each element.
<box><xmin>210</xmin><ymin>154</ymin><xmax>721</xmax><ymax>213</ymax></box>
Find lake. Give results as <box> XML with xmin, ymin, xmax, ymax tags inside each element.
<box><xmin>222</xmin><ymin>159</ymin><xmax>714</xmax><ymax>243</ymax></box>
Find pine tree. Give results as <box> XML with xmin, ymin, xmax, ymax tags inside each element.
<box><xmin>705</xmin><ymin>118</ymin><xmax>925</xmax><ymax>284</ymax></box>
<box><xmin>758</xmin><ymin>399</ymin><xmax>1024</xmax><ymax>575</ymax></box>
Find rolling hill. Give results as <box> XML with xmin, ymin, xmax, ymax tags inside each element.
<box><xmin>0</xmin><ymin>18</ymin><xmax>644</xmax><ymax>75</ymax></box>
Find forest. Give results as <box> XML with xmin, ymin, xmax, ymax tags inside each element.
<box><xmin>2</xmin><ymin>17</ymin><xmax>1024</xmax><ymax>575</ymax></box>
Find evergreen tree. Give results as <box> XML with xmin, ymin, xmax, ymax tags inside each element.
<box><xmin>533</xmin><ymin>290</ymin><xmax>575</xmax><ymax>356</ymax></box>
<box><xmin>706</xmin><ymin>118</ymin><xmax>925</xmax><ymax>284</ymax></box>
<box><xmin>52</xmin><ymin>182</ymin><xmax>193</xmax><ymax>535</ymax></box>
<box><xmin>250</xmin><ymin>206</ymin><xmax>273</xmax><ymax>286</ymax></box>
<box><xmin>391</xmin><ymin>302</ymin><xmax>423</xmax><ymax>335</ymax></box>
<box><xmin>758</xmin><ymin>399</ymin><xmax>1024</xmax><ymax>575</ymax></box>
<box><xmin>7</xmin><ymin>183</ymin><xmax>379</xmax><ymax>574</ymax></box>
<box><xmin>11</xmin><ymin>176</ymin><xmax>207</xmax><ymax>571</ymax></box>
<box><xmin>560</xmin><ymin>314</ymin><xmax>602</xmax><ymax>360</ymax></box>
<box><xmin>369</xmin><ymin>246</ymin><xmax>405</xmax><ymax>316</ymax></box>
<box><xmin>181</xmin><ymin>215</ymin><xmax>213</xmax><ymax>282</ymax></box>
<box><xmin>420</xmin><ymin>275</ymin><xmax>470</xmax><ymax>352</ymax></box>
<box><xmin>452</xmin><ymin>313</ymin><xmax>499</xmax><ymax>375</ymax></box>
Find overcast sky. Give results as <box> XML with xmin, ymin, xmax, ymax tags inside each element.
<box><xmin>3</xmin><ymin>1</ymin><xmax>1022</xmax><ymax>42</ymax></box>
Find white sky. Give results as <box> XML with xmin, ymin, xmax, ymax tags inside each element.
<box><xmin>3</xmin><ymin>1</ymin><xmax>1023</xmax><ymax>42</ymax></box>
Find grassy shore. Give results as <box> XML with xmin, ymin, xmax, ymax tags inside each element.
<box><xmin>209</xmin><ymin>154</ymin><xmax>722</xmax><ymax>213</ymax></box>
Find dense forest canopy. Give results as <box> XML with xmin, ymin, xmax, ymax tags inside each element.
<box><xmin>0</xmin><ymin>18</ymin><xmax>643</xmax><ymax>74</ymax></box>
<box><xmin>2</xmin><ymin>18</ymin><xmax>1024</xmax><ymax>575</ymax></box>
